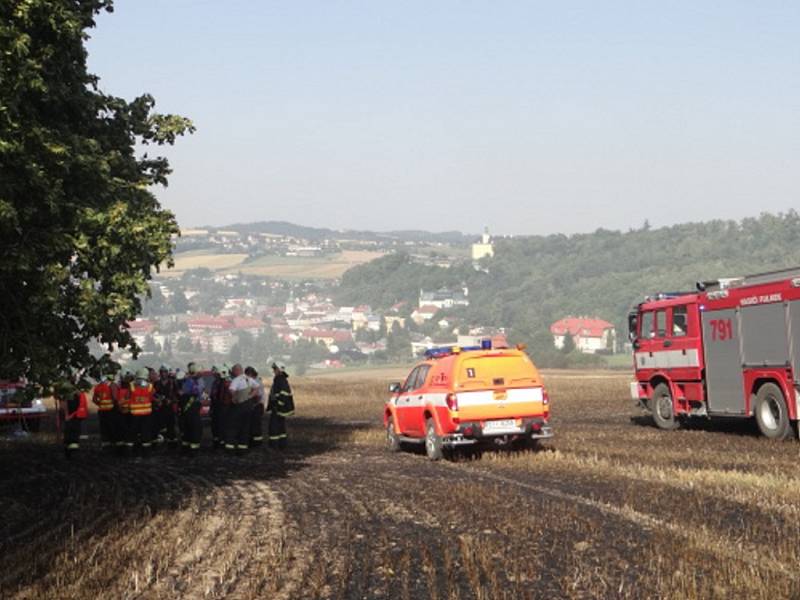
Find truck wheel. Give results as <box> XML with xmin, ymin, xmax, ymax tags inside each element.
<box><xmin>754</xmin><ymin>383</ymin><xmax>792</xmax><ymax>440</ymax></box>
<box><xmin>425</xmin><ymin>418</ymin><xmax>443</xmax><ymax>461</ymax></box>
<box><xmin>651</xmin><ymin>383</ymin><xmax>679</xmax><ymax>431</ymax></box>
<box><xmin>386</xmin><ymin>417</ymin><xmax>402</xmax><ymax>453</ymax></box>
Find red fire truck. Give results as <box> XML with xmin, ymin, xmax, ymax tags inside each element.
<box><xmin>629</xmin><ymin>267</ymin><xmax>800</xmax><ymax>439</ymax></box>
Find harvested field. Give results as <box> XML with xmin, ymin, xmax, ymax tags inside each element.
<box><xmin>2</xmin><ymin>371</ymin><xmax>799</xmax><ymax>599</ymax></box>
<box><xmin>160</xmin><ymin>250</ymin><xmax>383</xmax><ymax>279</ymax></box>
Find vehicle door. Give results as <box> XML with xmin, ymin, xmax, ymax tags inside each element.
<box><xmin>634</xmin><ymin>309</ymin><xmax>664</xmax><ymax>371</ymax></box>
<box><xmin>404</xmin><ymin>365</ymin><xmax>431</xmax><ymax>436</ymax></box>
<box><xmin>664</xmin><ymin>304</ymin><xmax>702</xmax><ymax>378</ymax></box>
<box><xmin>395</xmin><ymin>366</ymin><xmax>421</xmax><ymax>434</ymax></box>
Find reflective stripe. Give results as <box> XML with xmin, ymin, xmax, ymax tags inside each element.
<box><xmin>252</xmin><ymin>436</ymin><xmax>264</xmax><ymax>442</ymax></box>
<box><xmin>225</xmin><ymin>444</ymin><xmax>235</xmax><ymax>450</ymax></box>
<box><xmin>142</xmin><ymin>443</ymin><xmax>152</xmax><ymax>448</ymax></box>
<box><xmin>237</xmin><ymin>444</ymin><xmax>248</xmax><ymax>449</ymax></box>
<box><xmin>277</xmin><ymin>410</ymin><xmax>294</xmax><ymax>417</ymax></box>
<box><xmin>190</xmin><ymin>443</ymin><xmax>200</xmax><ymax>450</ymax></box>
<box><xmin>66</xmin><ymin>443</ymin><xmax>79</xmax><ymax>449</ymax></box>
<box><xmin>278</xmin><ymin>390</ymin><xmax>292</xmax><ymax>396</ymax></box>
<box><xmin>268</xmin><ymin>434</ymin><xmax>287</xmax><ymax>440</ymax></box>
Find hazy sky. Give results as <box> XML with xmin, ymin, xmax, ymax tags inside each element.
<box><xmin>86</xmin><ymin>1</ymin><xmax>799</xmax><ymax>235</ymax></box>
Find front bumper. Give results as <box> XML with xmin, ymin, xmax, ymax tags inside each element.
<box><xmin>0</xmin><ymin>406</ymin><xmax>47</xmax><ymax>421</ymax></box>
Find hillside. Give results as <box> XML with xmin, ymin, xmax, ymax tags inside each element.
<box><xmin>336</xmin><ymin>211</ymin><xmax>800</xmax><ymax>355</ymax></box>
<box><xmin>208</xmin><ymin>220</ymin><xmax>472</xmax><ymax>244</ymax></box>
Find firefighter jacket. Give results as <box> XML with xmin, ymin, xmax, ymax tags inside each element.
<box><xmin>268</xmin><ymin>372</ymin><xmax>294</xmax><ymax>417</ymax></box>
<box><xmin>129</xmin><ymin>384</ymin><xmax>154</xmax><ymax>416</ymax></box>
<box><xmin>154</xmin><ymin>378</ymin><xmax>176</xmax><ymax>409</ymax></box>
<box><xmin>117</xmin><ymin>386</ymin><xmax>131</xmax><ymax>414</ymax></box>
<box><xmin>180</xmin><ymin>377</ymin><xmax>204</xmax><ymax>412</ymax></box>
<box><xmin>93</xmin><ymin>382</ymin><xmax>115</xmax><ymax>412</ymax></box>
<box><xmin>61</xmin><ymin>390</ymin><xmax>87</xmax><ymax>421</ymax></box>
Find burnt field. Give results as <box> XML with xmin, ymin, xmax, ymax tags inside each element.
<box><xmin>2</xmin><ymin>372</ymin><xmax>800</xmax><ymax>599</ymax></box>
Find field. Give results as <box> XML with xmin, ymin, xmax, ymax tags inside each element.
<box><xmin>160</xmin><ymin>250</ymin><xmax>383</xmax><ymax>279</ymax></box>
<box><xmin>2</xmin><ymin>371</ymin><xmax>800</xmax><ymax>598</ymax></box>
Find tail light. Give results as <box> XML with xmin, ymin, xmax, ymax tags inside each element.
<box><xmin>446</xmin><ymin>393</ymin><xmax>458</xmax><ymax>411</ymax></box>
<box><xmin>542</xmin><ymin>390</ymin><xmax>550</xmax><ymax>405</ymax></box>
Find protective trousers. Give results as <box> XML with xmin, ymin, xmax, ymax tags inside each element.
<box><xmin>162</xmin><ymin>404</ymin><xmax>178</xmax><ymax>444</ymax></box>
<box><xmin>98</xmin><ymin>411</ymin><xmax>115</xmax><ymax>449</ymax></box>
<box><xmin>211</xmin><ymin>399</ymin><xmax>227</xmax><ymax>447</ymax></box>
<box><xmin>225</xmin><ymin>401</ymin><xmax>253</xmax><ymax>452</ymax></box>
<box><xmin>63</xmin><ymin>419</ymin><xmax>82</xmax><ymax>457</ymax></box>
<box><xmin>250</xmin><ymin>402</ymin><xmax>264</xmax><ymax>446</ymax></box>
<box><xmin>181</xmin><ymin>401</ymin><xmax>202</xmax><ymax>452</ymax></box>
<box><xmin>128</xmin><ymin>414</ymin><xmax>153</xmax><ymax>454</ymax></box>
<box><xmin>268</xmin><ymin>412</ymin><xmax>287</xmax><ymax>448</ymax></box>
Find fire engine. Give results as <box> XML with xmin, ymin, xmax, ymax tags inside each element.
<box><xmin>629</xmin><ymin>267</ymin><xmax>800</xmax><ymax>439</ymax></box>
<box><xmin>384</xmin><ymin>340</ymin><xmax>553</xmax><ymax>460</ymax></box>
<box><xmin>0</xmin><ymin>380</ymin><xmax>47</xmax><ymax>432</ymax></box>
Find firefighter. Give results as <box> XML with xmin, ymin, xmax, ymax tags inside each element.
<box><xmin>128</xmin><ymin>368</ymin><xmax>155</xmax><ymax>456</ymax></box>
<box><xmin>56</xmin><ymin>382</ymin><xmax>88</xmax><ymax>458</ymax></box>
<box><xmin>180</xmin><ymin>362</ymin><xmax>204</xmax><ymax>454</ymax></box>
<box><xmin>268</xmin><ymin>362</ymin><xmax>294</xmax><ymax>449</ymax></box>
<box><xmin>225</xmin><ymin>363</ymin><xmax>254</xmax><ymax>455</ymax></box>
<box><xmin>154</xmin><ymin>365</ymin><xmax>177</xmax><ymax>447</ymax></box>
<box><xmin>246</xmin><ymin>366</ymin><xmax>265</xmax><ymax>447</ymax></box>
<box><xmin>210</xmin><ymin>366</ymin><xmax>231</xmax><ymax>449</ymax></box>
<box><xmin>115</xmin><ymin>370</ymin><xmax>134</xmax><ymax>455</ymax></box>
<box><xmin>92</xmin><ymin>373</ymin><xmax>117</xmax><ymax>450</ymax></box>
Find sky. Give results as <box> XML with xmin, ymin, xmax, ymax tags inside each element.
<box><xmin>86</xmin><ymin>1</ymin><xmax>799</xmax><ymax>236</ymax></box>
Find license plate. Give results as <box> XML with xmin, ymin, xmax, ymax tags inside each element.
<box><xmin>484</xmin><ymin>419</ymin><xmax>518</xmax><ymax>432</ymax></box>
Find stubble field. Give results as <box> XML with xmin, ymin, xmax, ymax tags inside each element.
<box><xmin>2</xmin><ymin>371</ymin><xmax>800</xmax><ymax>599</ymax></box>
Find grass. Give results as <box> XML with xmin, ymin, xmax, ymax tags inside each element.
<box><xmin>4</xmin><ymin>370</ymin><xmax>800</xmax><ymax>598</ymax></box>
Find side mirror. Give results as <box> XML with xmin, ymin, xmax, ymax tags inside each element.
<box><xmin>633</xmin><ymin>340</ymin><xmax>641</xmax><ymax>350</ymax></box>
<box><xmin>388</xmin><ymin>382</ymin><xmax>401</xmax><ymax>394</ymax></box>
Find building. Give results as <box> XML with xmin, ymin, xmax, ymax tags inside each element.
<box><xmin>418</xmin><ymin>288</ymin><xmax>469</xmax><ymax>309</ymax></box>
<box><xmin>411</xmin><ymin>305</ymin><xmax>440</xmax><ymax>325</ymax></box>
<box><xmin>550</xmin><ymin>317</ymin><xmax>616</xmax><ymax>354</ymax></box>
<box><xmin>471</xmin><ymin>227</ymin><xmax>494</xmax><ymax>261</ymax></box>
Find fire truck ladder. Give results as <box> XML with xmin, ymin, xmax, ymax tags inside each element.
<box><xmin>698</xmin><ymin>266</ymin><xmax>800</xmax><ymax>292</ymax></box>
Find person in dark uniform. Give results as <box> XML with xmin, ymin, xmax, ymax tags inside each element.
<box><xmin>180</xmin><ymin>362</ymin><xmax>204</xmax><ymax>454</ymax></box>
<box><xmin>268</xmin><ymin>362</ymin><xmax>294</xmax><ymax>449</ymax></box>
<box><xmin>154</xmin><ymin>365</ymin><xmax>178</xmax><ymax>447</ymax></box>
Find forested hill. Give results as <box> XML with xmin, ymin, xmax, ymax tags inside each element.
<box><xmin>336</xmin><ymin>212</ymin><xmax>800</xmax><ymax>354</ymax></box>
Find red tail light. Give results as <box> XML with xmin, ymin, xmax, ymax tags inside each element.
<box><xmin>542</xmin><ymin>390</ymin><xmax>550</xmax><ymax>405</ymax></box>
<box><xmin>446</xmin><ymin>393</ymin><xmax>458</xmax><ymax>411</ymax></box>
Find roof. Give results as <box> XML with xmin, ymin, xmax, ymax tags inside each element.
<box><xmin>550</xmin><ymin>317</ymin><xmax>614</xmax><ymax>338</ymax></box>
<box><xmin>127</xmin><ymin>319</ymin><xmax>156</xmax><ymax>332</ymax></box>
<box><xmin>302</xmin><ymin>329</ymin><xmax>353</xmax><ymax>343</ymax></box>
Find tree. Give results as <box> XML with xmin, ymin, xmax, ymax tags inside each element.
<box><xmin>0</xmin><ymin>1</ymin><xmax>194</xmax><ymax>386</ymax></box>
<box><xmin>170</xmin><ymin>290</ymin><xmax>191</xmax><ymax>314</ymax></box>
<box><xmin>561</xmin><ymin>333</ymin><xmax>576</xmax><ymax>354</ymax></box>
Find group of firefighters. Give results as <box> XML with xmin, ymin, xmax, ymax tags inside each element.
<box><xmin>56</xmin><ymin>361</ymin><xmax>295</xmax><ymax>458</ymax></box>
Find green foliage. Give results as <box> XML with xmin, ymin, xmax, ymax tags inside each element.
<box><xmin>335</xmin><ymin>252</ymin><xmax>472</xmax><ymax>307</ymax></box>
<box><xmin>0</xmin><ymin>0</ymin><xmax>194</xmax><ymax>386</ymax></box>
<box><xmin>337</xmin><ymin>212</ymin><xmax>800</xmax><ymax>365</ymax></box>
<box><xmin>560</xmin><ymin>333</ymin><xmax>576</xmax><ymax>354</ymax></box>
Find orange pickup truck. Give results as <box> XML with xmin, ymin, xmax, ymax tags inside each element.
<box><xmin>383</xmin><ymin>343</ymin><xmax>552</xmax><ymax>460</ymax></box>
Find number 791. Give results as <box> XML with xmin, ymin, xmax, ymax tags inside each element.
<box><xmin>710</xmin><ymin>319</ymin><xmax>733</xmax><ymax>341</ymax></box>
